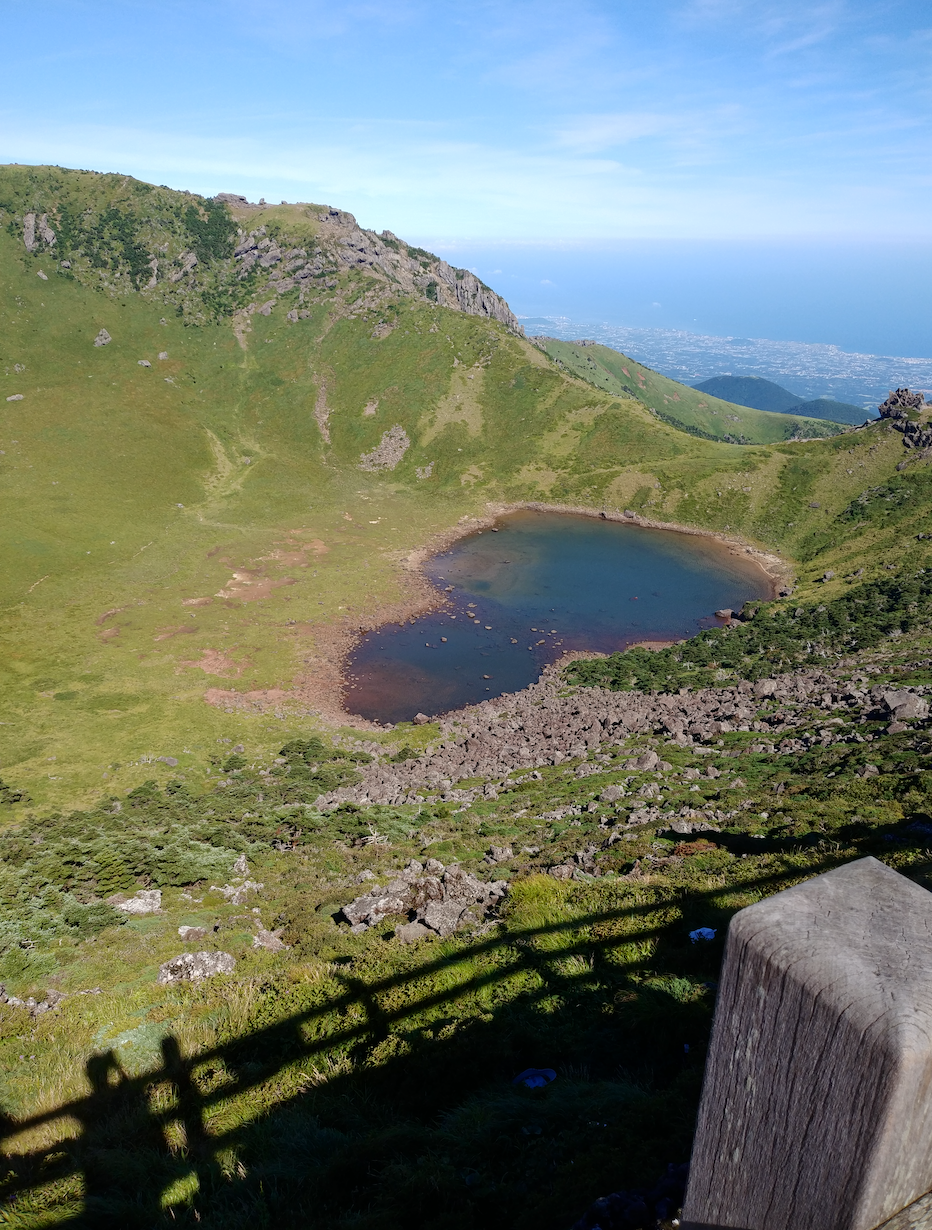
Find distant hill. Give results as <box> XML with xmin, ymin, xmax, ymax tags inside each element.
<box><xmin>692</xmin><ymin>375</ymin><xmax>801</xmax><ymax>412</ymax></box>
<box><xmin>784</xmin><ymin>398</ymin><xmax>873</xmax><ymax>426</ymax></box>
<box><xmin>693</xmin><ymin>375</ymin><xmax>871</xmax><ymax>425</ymax></box>
<box><xmin>532</xmin><ymin>338</ymin><xmax>843</xmax><ymax>445</ymax></box>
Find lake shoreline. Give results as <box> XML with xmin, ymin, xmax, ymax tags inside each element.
<box><xmin>206</xmin><ymin>502</ymin><xmax>788</xmax><ymax>730</ymax></box>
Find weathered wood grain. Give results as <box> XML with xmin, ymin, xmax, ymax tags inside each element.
<box><xmin>682</xmin><ymin>857</ymin><xmax>932</xmax><ymax>1230</ymax></box>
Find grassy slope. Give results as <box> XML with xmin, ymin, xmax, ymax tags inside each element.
<box><xmin>3</xmin><ymin>169</ymin><xmax>932</xmax><ymax>1229</ymax></box>
<box><xmin>535</xmin><ymin>338</ymin><xmax>844</xmax><ymax>443</ymax></box>
<box><xmin>0</xmin><ymin>212</ymin><xmax>924</xmax><ymax>813</ymax></box>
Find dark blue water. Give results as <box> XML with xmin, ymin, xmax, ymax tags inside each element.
<box><xmin>345</xmin><ymin>511</ymin><xmax>772</xmax><ymax>724</ymax></box>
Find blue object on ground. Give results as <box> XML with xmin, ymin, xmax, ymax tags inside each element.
<box><xmin>689</xmin><ymin>927</ymin><xmax>717</xmax><ymax>942</ymax></box>
<box><xmin>513</xmin><ymin>1067</ymin><xmax>556</xmax><ymax>1088</ymax></box>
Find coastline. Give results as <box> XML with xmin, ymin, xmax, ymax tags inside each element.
<box><xmin>206</xmin><ymin>501</ymin><xmax>789</xmax><ymax>729</ymax></box>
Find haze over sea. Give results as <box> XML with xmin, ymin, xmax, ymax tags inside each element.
<box><xmin>423</xmin><ymin>240</ymin><xmax>932</xmax><ymax>410</ymax></box>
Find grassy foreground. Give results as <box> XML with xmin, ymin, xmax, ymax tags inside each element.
<box><xmin>3</xmin><ymin>165</ymin><xmax>932</xmax><ymax>1228</ymax></box>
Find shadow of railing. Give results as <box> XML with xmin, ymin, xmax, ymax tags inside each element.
<box><xmin>0</xmin><ymin>852</ymin><xmax>873</xmax><ymax>1227</ymax></box>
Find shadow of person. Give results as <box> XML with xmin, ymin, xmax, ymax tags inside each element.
<box><xmin>68</xmin><ymin>1049</ymin><xmax>171</xmax><ymax>1228</ymax></box>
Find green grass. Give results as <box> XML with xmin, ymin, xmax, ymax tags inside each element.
<box><xmin>534</xmin><ymin>338</ymin><xmax>844</xmax><ymax>444</ymax></box>
<box><xmin>3</xmin><ymin>165</ymin><xmax>932</xmax><ymax>1227</ymax></box>
<box><xmin>3</xmin><ymin>636</ymin><xmax>932</xmax><ymax>1226</ymax></box>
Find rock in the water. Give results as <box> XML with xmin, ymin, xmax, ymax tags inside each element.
<box><xmin>93</xmin><ymin>328</ymin><xmax>111</xmax><ymax>347</ymax></box>
<box><xmin>112</xmin><ymin>889</ymin><xmax>162</xmax><ymax>915</ymax></box>
<box><xmin>158</xmin><ymin>951</ymin><xmax>235</xmax><ymax>984</ymax></box>
<box><xmin>413</xmin><ymin>712</ymin><xmax>429</xmax><ymax>724</ymax></box>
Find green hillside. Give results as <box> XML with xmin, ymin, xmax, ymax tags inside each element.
<box><xmin>532</xmin><ymin>337</ymin><xmax>844</xmax><ymax>443</ymax></box>
<box><xmin>694</xmin><ymin>376</ymin><xmax>871</xmax><ymax>425</ymax></box>
<box><xmin>693</xmin><ymin>373</ymin><xmax>803</xmax><ymax>412</ymax></box>
<box><xmin>4</xmin><ymin>165</ymin><xmax>932</xmax><ymax>1230</ymax></box>
<box><xmin>0</xmin><ymin>166</ymin><xmax>925</xmax><ymax>816</ymax></box>
<box><xmin>788</xmin><ymin>397</ymin><xmax>872</xmax><ymax>425</ymax></box>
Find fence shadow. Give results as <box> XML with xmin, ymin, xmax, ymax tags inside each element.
<box><xmin>0</xmin><ymin>851</ymin><xmax>889</xmax><ymax>1228</ymax></box>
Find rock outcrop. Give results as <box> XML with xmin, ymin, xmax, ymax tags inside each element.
<box><xmin>877</xmin><ymin>388</ymin><xmax>932</xmax><ymax>454</ymax></box>
<box><xmin>312</xmin><ymin>667</ymin><xmax>930</xmax><ymax>810</ymax></box>
<box><xmin>157</xmin><ymin>951</ymin><xmax>235</xmax><ymax>984</ymax></box>
<box><xmin>341</xmin><ymin>858</ymin><xmax>507</xmax><ymax>938</ymax></box>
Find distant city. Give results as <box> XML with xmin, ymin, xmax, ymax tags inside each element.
<box><xmin>520</xmin><ymin>317</ymin><xmax>932</xmax><ymax>411</ymax></box>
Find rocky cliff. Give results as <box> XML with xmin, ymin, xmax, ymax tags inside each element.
<box><xmin>0</xmin><ymin>167</ymin><xmax>522</xmax><ymax>333</ymax></box>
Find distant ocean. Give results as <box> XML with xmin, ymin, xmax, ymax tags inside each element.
<box><xmin>518</xmin><ymin>317</ymin><xmax>932</xmax><ymax>411</ymax></box>
<box><xmin>421</xmin><ymin>239</ymin><xmax>932</xmax><ymax>410</ymax></box>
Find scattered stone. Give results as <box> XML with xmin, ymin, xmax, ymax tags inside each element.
<box><xmin>485</xmin><ymin>845</ymin><xmax>513</xmax><ymax>864</ymax></box>
<box><xmin>341</xmin><ymin>860</ymin><xmax>506</xmax><ymax>938</ymax></box>
<box><xmin>93</xmin><ymin>329</ymin><xmax>111</xmax><ymax>347</ymax></box>
<box><xmin>138</xmin><ymin>359</ymin><xmax>151</xmax><ymax>368</ymax></box>
<box><xmin>178</xmin><ymin>925</ymin><xmax>207</xmax><ymax>941</ymax></box>
<box><xmin>880</xmin><ymin>689</ymin><xmax>928</xmax><ymax>721</ymax></box>
<box><xmin>253</xmin><ymin>928</ymin><xmax>287</xmax><ymax>952</ymax></box>
<box><xmin>600</xmin><ymin>784</ymin><xmax>625</xmax><ymax>803</ymax></box>
<box><xmin>822</xmin><ymin>570</ymin><xmax>835</xmax><ymax>581</ymax></box>
<box><xmin>211</xmin><ymin>879</ymin><xmax>263</xmax><ymax>904</ymax></box>
<box><xmin>111</xmin><ymin>889</ymin><xmax>162</xmax><ymax>915</ymax></box>
<box><xmin>158</xmin><ymin>351</ymin><xmax>168</xmax><ymax>360</ymax></box>
<box><xmin>156</xmin><ymin>756</ymin><xmax>178</xmax><ymax>766</ymax></box>
<box><xmin>358</xmin><ymin>424</ymin><xmax>411</xmax><ymax>472</ymax></box>
<box><xmin>232</xmin><ymin>853</ymin><xmax>249</xmax><ymax>876</ymax></box>
<box><xmin>667</xmin><ymin>819</ymin><xmax>721</xmax><ymax>835</ymax></box>
<box><xmin>6</xmin><ymin>394</ymin><xmax>23</xmax><ymax>402</ymax></box>
<box><xmin>396</xmin><ymin>920</ymin><xmax>434</xmax><ymax>944</ymax></box>
<box><xmin>157</xmin><ymin>951</ymin><xmax>235</xmax><ymax>984</ymax></box>
<box><xmin>37</xmin><ymin>270</ymin><xmax>48</xmax><ymax>281</ymax></box>
<box><xmin>548</xmin><ymin>864</ymin><xmax>575</xmax><ymax>880</ymax></box>
<box><xmin>625</xmin><ymin>750</ymin><xmax>659</xmax><ymax>771</ymax></box>
<box><xmin>0</xmin><ymin>985</ymin><xmax>64</xmax><ymax>1015</ymax></box>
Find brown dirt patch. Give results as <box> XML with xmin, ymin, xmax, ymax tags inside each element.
<box><xmin>178</xmin><ymin>648</ymin><xmax>247</xmax><ymax>677</ymax></box>
<box><xmin>205</xmin><ymin>686</ymin><xmax>288</xmax><ymax>709</ymax></box>
<box><xmin>95</xmin><ymin>606</ymin><xmax>126</xmax><ymax>626</ymax></box>
<box><xmin>215</xmin><ymin>570</ymin><xmax>297</xmax><ymax>601</ymax></box>
<box><xmin>154</xmin><ymin>625</ymin><xmax>198</xmax><ymax>643</ymax></box>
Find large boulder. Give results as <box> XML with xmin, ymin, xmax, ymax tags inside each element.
<box><xmin>157</xmin><ymin>952</ymin><xmax>235</xmax><ymax>984</ymax></box>
<box><xmin>340</xmin><ymin>860</ymin><xmax>507</xmax><ymax>938</ymax></box>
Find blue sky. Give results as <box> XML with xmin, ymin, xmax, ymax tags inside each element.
<box><xmin>3</xmin><ymin>0</ymin><xmax>931</xmax><ymax>240</ymax></box>
<box><xmin>3</xmin><ymin>1</ymin><xmax>932</xmax><ymax>357</ymax></box>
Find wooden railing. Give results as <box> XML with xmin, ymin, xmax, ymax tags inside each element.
<box><xmin>682</xmin><ymin>856</ymin><xmax>932</xmax><ymax>1230</ymax></box>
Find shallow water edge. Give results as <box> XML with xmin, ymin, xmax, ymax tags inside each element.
<box><xmin>343</xmin><ymin>505</ymin><xmax>781</xmax><ymax>725</ymax></box>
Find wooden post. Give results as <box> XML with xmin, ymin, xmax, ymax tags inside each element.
<box><xmin>682</xmin><ymin>857</ymin><xmax>932</xmax><ymax>1230</ymax></box>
